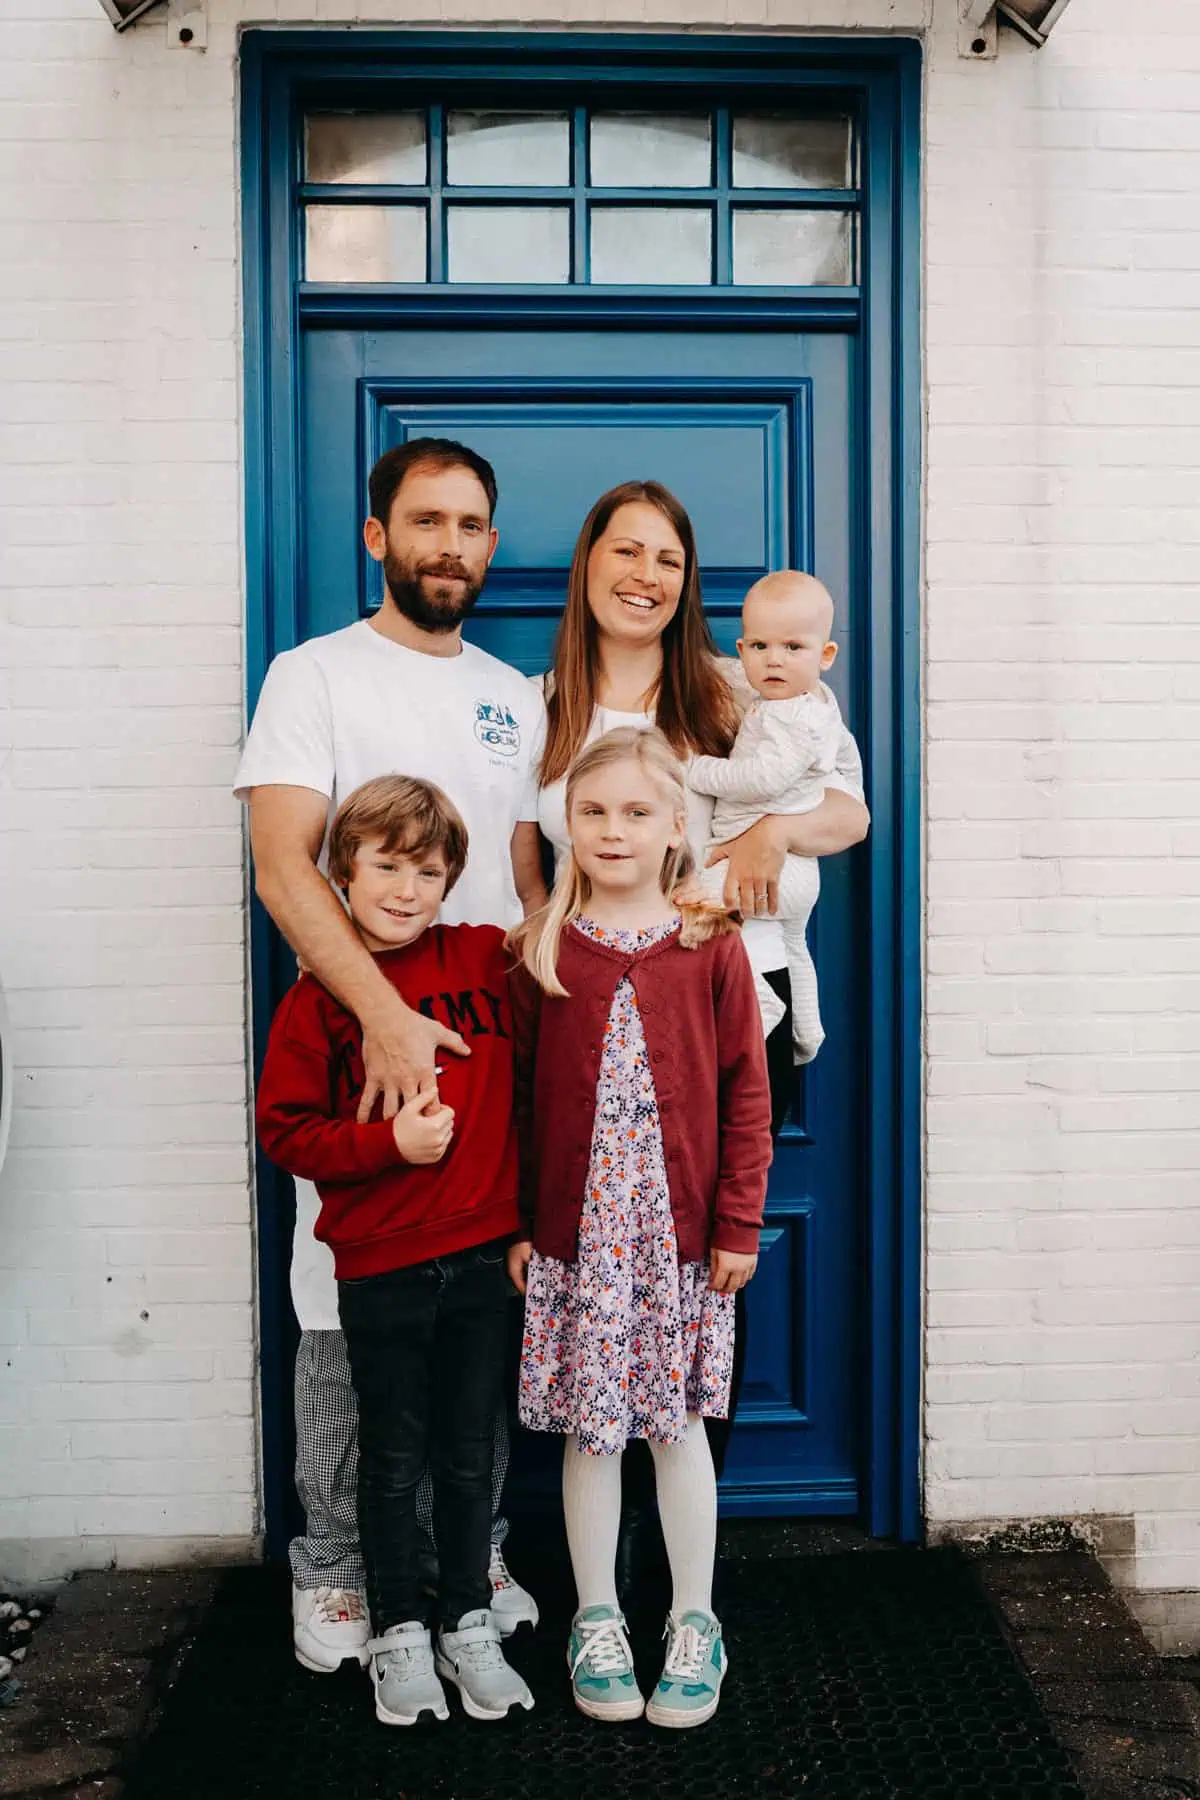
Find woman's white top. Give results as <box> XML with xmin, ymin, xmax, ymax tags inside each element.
<box><xmin>535</xmin><ymin>698</ymin><xmax>717</xmax><ymax>868</ymax></box>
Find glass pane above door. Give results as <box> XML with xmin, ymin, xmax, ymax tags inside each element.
<box><xmin>305</xmin><ymin>112</ymin><xmax>426</xmax><ymax>185</ymax></box>
<box><xmin>447</xmin><ymin>206</ymin><xmax>571</xmax><ymax>283</ymax></box>
<box><xmin>733</xmin><ymin>209</ymin><xmax>855</xmax><ymax>286</ymax></box>
<box><xmin>446</xmin><ymin>111</ymin><xmax>571</xmax><ymax>187</ymax></box>
<box><xmin>589</xmin><ymin>114</ymin><xmax>712</xmax><ymax>188</ymax></box>
<box><xmin>305</xmin><ymin>205</ymin><xmax>426</xmax><ymax>282</ymax></box>
<box><xmin>590</xmin><ymin>207</ymin><xmax>712</xmax><ymax>286</ymax></box>
<box><xmin>732</xmin><ymin>116</ymin><xmax>853</xmax><ymax>190</ymax></box>
<box><xmin>300</xmin><ymin>103</ymin><xmax>858</xmax><ymax>286</ymax></box>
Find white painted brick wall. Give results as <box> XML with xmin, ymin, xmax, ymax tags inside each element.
<box><xmin>1</xmin><ymin>0</ymin><xmax>1197</xmax><ymax>1602</ymax></box>
<box><xmin>922</xmin><ymin>0</ymin><xmax>1200</xmax><ymax>1609</ymax></box>
<box><xmin>0</xmin><ymin>0</ymin><xmax>257</xmax><ymax>1569</ymax></box>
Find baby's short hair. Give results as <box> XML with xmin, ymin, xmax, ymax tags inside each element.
<box><xmin>327</xmin><ymin>775</ymin><xmax>469</xmax><ymax>895</ymax></box>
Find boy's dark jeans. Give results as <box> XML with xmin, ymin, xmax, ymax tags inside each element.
<box><xmin>337</xmin><ymin>1239</ymin><xmax>510</xmax><ymax>1634</ymax></box>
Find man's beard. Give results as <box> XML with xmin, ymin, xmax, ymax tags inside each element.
<box><xmin>383</xmin><ymin>549</ymin><xmax>485</xmax><ymax>634</ymax></box>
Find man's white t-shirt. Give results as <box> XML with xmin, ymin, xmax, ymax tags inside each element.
<box><xmin>234</xmin><ymin>619</ymin><xmax>546</xmax><ymax>1331</ymax></box>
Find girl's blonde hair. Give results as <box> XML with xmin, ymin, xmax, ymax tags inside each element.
<box><xmin>509</xmin><ymin>726</ymin><xmax>735</xmax><ymax>996</ymax></box>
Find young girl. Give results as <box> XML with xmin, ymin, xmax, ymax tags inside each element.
<box><xmin>506</xmin><ymin>726</ymin><xmax>772</xmax><ymax>1730</ymax></box>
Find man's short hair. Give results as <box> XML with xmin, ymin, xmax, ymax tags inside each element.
<box><xmin>327</xmin><ymin>775</ymin><xmax>469</xmax><ymax>896</ymax></box>
<box><xmin>368</xmin><ymin>437</ymin><xmax>499</xmax><ymax>528</ymax></box>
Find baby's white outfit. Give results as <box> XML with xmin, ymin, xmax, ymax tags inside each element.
<box><xmin>689</xmin><ymin>682</ymin><xmax>845</xmax><ymax>1063</ymax></box>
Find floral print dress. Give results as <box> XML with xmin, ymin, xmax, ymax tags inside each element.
<box><xmin>518</xmin><ymin>916</ymin><xmax>736</xmax><ymax>1456</ymax></box>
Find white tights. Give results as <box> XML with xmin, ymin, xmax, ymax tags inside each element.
<box><xmin>562</xmin><ymin>1414</ymin><xmax>717</xmax><ymax>1617</ymax></box>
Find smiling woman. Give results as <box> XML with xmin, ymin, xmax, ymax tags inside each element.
<box><xmin>538</xmin><ymin>479</ymin><xmax>739</xmax><ymax>793</ymax></box>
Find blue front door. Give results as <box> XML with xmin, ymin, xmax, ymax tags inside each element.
<box><xmin>245</xmin><ymin>33</ymin><xmax>923</xmax><ymax>1548</ymax></box>
<box><xmin>301</xmin><ymin>321</ymin><xmax>861</xmax><ymax>1514</ymax></box>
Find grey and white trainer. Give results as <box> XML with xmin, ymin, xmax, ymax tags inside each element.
<box><xmin>488</xmin><ymin>1543</ymin><xmax>540</xmax><ymax>1638</ymax></box>
<box><xmin>292</xmin><ymin>1584</ymin><xmax>369</xmax><ymax>1674</ymax></box>
<box><xmin>368</xmin><ymin>1621</ymin><xmax>449</xmax><ymax>1727</ymax></box>
<box><xmin>436</xmin><ymin>1609</ymin><xmax>536</xmax><ymax>1721</ymax></box>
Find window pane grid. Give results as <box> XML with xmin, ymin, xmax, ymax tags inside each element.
<box><xmin>300</xmin><ymin>102</ymin><xmax>860</xmax><ymax>289</ymax></box>
<box><xmin>299</xmin><ymin>184</ymin><xmax>858</xmax><ymax>204</ymax></box>
<box><xmin>571</xmin><ymin>106</ymin><xmax>590</xmax><ymax>284</ymax></box>
<box><xmin>714</xmin><ymin>109</ymin><xmax>733</xmax><ymax>285</ymax></box>
<box><xmin>427</xmin><ymin>104</ymin><xmax>447</xmax><ymax>283</ymax></box>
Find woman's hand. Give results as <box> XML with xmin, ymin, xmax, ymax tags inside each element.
<box><xmin>507</xmin><ymin>1239</ymin><xmax>533</xmax><ymax>1295</ymax></box>
<box><xmin>358</xmin><ymin>989</ymin><xmax>469</xmax><ymax>1122</ymax></box>
<box><xmin>709</xmin><ymin>1248</ymin><xmax>758</xmax><ymax>1294</ymax></box>
<box><xmin>707</xmin><ymin>817</ymin><xmax>788</xmax><ymax>916</ymax></box>
<box><xmin>391</xmin><ymin>1080</ymin><xmax>455</xmax><ymax>1165</ymax></box>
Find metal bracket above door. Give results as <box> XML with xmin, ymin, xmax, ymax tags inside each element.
<box><xmin>959</xmin><ymin>0</ymin><xmax>1076</xmax><ymax>56</ymax></box>
<box><xmin>958</xmin><ymin>1</ymin><xmax>998</xmax><ymax>61</ymax></box>
<box><xmin>97</xmin><ymin>0</ymin><xmax>164</xmax><ymax>26</ymax></box>
<box><xmin>98</xmin><ymin>0</ymin><xmax>206</xmax><ymax>39</ymax></box>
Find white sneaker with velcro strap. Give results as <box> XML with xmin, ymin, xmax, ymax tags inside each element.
<box><xmin>369</xmin><ymin>1621</ymin><xmax>450</xmax><ymax>1726</ymax></box>
<box><xmin>436</xmin><ymin>1608</ymin><xmax>536</xmax><ymax>1720</ymax></box>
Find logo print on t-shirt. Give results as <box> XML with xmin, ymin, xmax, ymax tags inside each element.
<box><xmin>474</xmin><ymin>699</ymin><xmax>521</xmax><ymax>758</ymax></box>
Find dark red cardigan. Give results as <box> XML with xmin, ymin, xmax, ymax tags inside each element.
<box><xmin>511</xmin><ymin>921</ymin><xmax>772</xmax><ymax>1263</ymax></box>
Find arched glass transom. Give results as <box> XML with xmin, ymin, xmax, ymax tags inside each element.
<box><xmin>301</xmin><ymin>104</ymin><xmax>858</xmax><ymax>288</ymax></box>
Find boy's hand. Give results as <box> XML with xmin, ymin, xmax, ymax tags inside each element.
<box><xmin>507</xmin><ymin>1239</ymin><xmax>533</xmax><ymax>1295</ymax></box>
<box><xmin>709</xmin><ymin>1248</ymin><xmax>758</xmax><ymax>1294</ymax></box>
<box><xmin>392</xmin><ymin>1079</ymin><xmax>455</xmax><ymax>1165</ymax></box>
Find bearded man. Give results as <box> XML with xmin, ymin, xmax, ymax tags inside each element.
<box><xmin>236</xmin><ymin>440</ymin><xmax>545</xmax><ymax>1676</ymax></box>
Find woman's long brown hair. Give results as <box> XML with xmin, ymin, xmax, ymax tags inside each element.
<box><xmin>540</xmin><ymin>479</ymin><xmax>739</xmax><ymax>786</ymax></box>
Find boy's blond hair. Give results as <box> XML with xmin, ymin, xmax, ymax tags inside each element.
<box><xmin>327</xmin><ymin>775</ymin><xmax>469</xmax><ymax>894</ymax></box>
<box><xmin>507</xmin><ymin>726</ymin><xmax>735</xmax><ymax>997</ymax></box>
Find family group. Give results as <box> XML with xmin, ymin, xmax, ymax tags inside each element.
<box><xmin>237</xmin><ymin>438</ymin><xmax>869</xmax><ymax>1732</ymax></box>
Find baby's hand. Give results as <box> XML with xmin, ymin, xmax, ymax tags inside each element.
<box><xmin>507</xmin><ymin>1240</ymin><xmax>533</xmax><ymax>1295</ymax></box>
<box><xmin>709</xmin><ymin>1247</ymin><xmax>758</xmax><ymax>1294</ymax></box>
<box><xmin>392</xmin><ymin>1079</ymin><xmax>454</xmax><ymax>1165</ymax></box>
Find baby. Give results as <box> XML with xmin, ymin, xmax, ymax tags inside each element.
<box><xmin>691</xmin><ymin>571</ymin><xmax>845</xmax><ymax>1064</ymax></box>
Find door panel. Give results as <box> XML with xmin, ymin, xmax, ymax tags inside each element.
<box><xmin>302</xmin><ymin>320</ymin><xmax>860</xmax><ymax>1512</ymax></box>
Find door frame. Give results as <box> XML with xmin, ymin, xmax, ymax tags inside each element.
<box><xmin>240</xmin><ymin>27</ymin><xmax>922</xmax><ymax>1552</ymax></box>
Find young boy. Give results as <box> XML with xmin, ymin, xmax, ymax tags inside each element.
<box><xmin>256</xmin><ymin>775</ymin><xmax>534</xmax><ymax>1728</ymax></box>
<box><xmin>691</xmin><ymin>570</ymin><xmax>845</xmax><ymax>1064</ymax></box>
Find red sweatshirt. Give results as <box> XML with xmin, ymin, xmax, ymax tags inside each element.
<box><xmin>255</xmin><ymin>923</ymin><xmax>519</xmax><ymax>1280</ymax></box>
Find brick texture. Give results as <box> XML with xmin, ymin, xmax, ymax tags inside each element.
<box><xmin>922</xmin><ymin>0</ymin><xmax>1200</xmax><ymax>1602</ymax></box>
<box><xmin>0</xmin><ymin>0</ymin><xmax>1197</xmax><ymax>1596</ymax></box>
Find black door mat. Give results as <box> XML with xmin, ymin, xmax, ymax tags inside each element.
<box><xmin>124</xmin><ymin>1542</ymin><xmax>1086</xmax><ymax>1800</ymax></box>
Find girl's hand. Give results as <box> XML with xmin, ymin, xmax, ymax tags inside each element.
<box><xmin>507</xmin><ymin>1239</ymin><xmax>533</xmax><ymax>1294</ymax></box>
<box><xmin>709</xmin><ymin>1248</ymin><xmax>758</xmax><ymax>1294</ymax></box>
<box><xmin>392</xmin><ymin>1079</ymin><xmax>455</xmax><ymax>1165</ymax></box>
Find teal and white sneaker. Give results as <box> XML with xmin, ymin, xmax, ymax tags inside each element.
<box><xmin>567</xmin><ymin>1605</ymin><xmax>645</xmax><ymax>1722</ymax></box>
<box><xmin>645</xmin><ymin>1610</ymin><xmax>726</xmax><ymax>1730</ymax></box>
